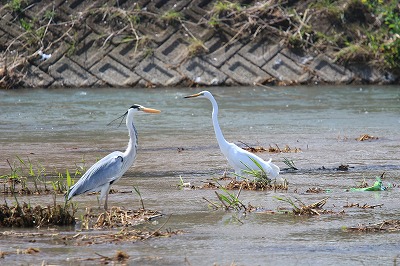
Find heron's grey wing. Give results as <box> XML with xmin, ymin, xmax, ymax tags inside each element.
<box><xmin>67</xmin><ymin>151</ymin><xmax>124</xmax><ymax>199</ymax></box>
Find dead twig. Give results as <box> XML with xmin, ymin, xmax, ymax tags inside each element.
<box><xmin>143</xmin><ymin>214</ymin><xmax>172</xmax><ymax>240</ymax></box>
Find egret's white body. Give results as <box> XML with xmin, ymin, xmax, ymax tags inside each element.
<box><xmin>67</xmin><ymin>104</ymin><xmax>160</xmax><ymax>209</ymax></box>
<box><xmin>185</xmin><ymin>91</ymin><xmax>279</xmax><ymax>178</ymax></box>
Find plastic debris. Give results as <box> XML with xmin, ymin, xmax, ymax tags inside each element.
<box><xmin>38</xmin><ymin>50</ymin><xmax>51</xmax><ymax>61</ymax></box>
<box><xmin>350</xmin><ymin>177</ymin><xmax>386</xmax><ymax>192</ymax></box>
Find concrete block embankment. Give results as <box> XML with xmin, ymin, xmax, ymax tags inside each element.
<box><xmin>0</xmin><ymin>0</ymin><xmax>396</xmax><ymax>88</ymax></box>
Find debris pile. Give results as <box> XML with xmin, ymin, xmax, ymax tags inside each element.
<box><xmin>0</xmin><ymin>202</ymin><xmax>76</xmax><ymax>227</ymax></box>
<box><xmin>91</xmin><ymin>207</ymin><xmax>163</xmax><ymax>229</ymax></box>
<box><xmin>357</xmin><ymin>134</ymin><xmax>379</xmax><ymax>141</ymax></box>
<box><xmin>347</xmin><ymin>220</ymin><xmax>400</xmax><ymax>232</ymax></box>
<box><xmin>225</xmin><ymin>179</ymin><xmax>289</xmax><ymax>191</ymax></box>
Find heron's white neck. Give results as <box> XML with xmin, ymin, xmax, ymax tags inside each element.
<box><xmin>124</xmin><ymin>112</ymin><xmax>138</xmax><ymax>160</ymax></box>
<box><xmin>207</xmin><ymin>94</ymin><xmax>230</xmax><ymax>152</ymax></box>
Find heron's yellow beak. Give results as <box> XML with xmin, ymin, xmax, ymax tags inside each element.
<box><xmin>184</xmin><ymin>93</ymin><xmax>202</xmax><ymax>98</ymax></box>
<box><xmin>141</xmin><ymin>107</ymin><xmax>161</xmax><ymax>114</ymax></box>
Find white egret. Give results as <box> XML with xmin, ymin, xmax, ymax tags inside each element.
<box><xmin>184</xmin><ymin>91</ymin><xmax>280</xmax><ymax>178</ymax></box>
<box><xmin>67</xmin><ymin>104</ymin><xmax>161</xmax><ymax>210</ymax></box>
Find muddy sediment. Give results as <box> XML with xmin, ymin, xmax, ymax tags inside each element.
<box><xmin>0</xmin><ymin>87</ymin><xmax>399</xmax><ymax>264</ymax></box>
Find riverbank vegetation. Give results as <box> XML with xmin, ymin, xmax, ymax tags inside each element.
<box><xmin>0</xmin><ymin>156</ymin><xmax>165</xmax><ymax>229</ymax></box>
<box><xmin>0</xmin><ymin>0</ymin><xmax>399</xmax><ymax>88</ymax></box>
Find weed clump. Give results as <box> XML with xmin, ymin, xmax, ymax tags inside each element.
<box><xmin>275</xmin><ymin>196</ymin><xmax>340</xmax><ymax>216</ymax></box>
<box><xmin>94</xmin><ymin>208</ymin><xmax>162</xmax><ymax>229</ymax></box>
<box><xmin>65</xmin><ymin>226</ymin><xmax>182</xmax><ymax>247</ymax></box>
<box><xmin>1</xmin><ymin>156</ymin><xmax>81</xmax><ymax>195</ymax></box>
<box><xmin>357</xmin><ymin>134</ymin><xmax>379</xmax><ymax>141</ymax></box>
<box><xmin>240</xmin><ymin>142</ymin><xmax>302</xmax><ymax>154</ymax></box>
<box><xmin>0</xmin><ymin>247</ymin><xmax>40</xmax><ymax>258</ymax></box>
<box><xmin>346</xmin><ymin>220</ymin><xmax>400</xmax><ymax>232</ymax></box>
<box><xmin>225</xmin><ymin>179</ymin><xmax>288</xmax><ymax>191</ymax></box>
<box><xmin>305</xmin><ymin>187</ymin><xmax>325</xmax><ymax>193</ymax></box>
<box><xmin>0</xmin><ymin>201</ymin><xmax>76</xmax><ymax>227</ymax></box>
<box><xmin>204</xmin><ymin>186</ymin><xmax>255</xmax><ymax>212</ymax></box>
<box><xmin>0</xmin><ymin>64</ymin><xmax>23</xmax><ymax>89</ymax></box>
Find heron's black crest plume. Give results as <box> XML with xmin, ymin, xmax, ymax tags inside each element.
<box><xmin>107</xmin><ymin>110</ymin><xmax>128</xmax><ymax>128</ymax></box>
<box><xmin>130</xmin><ymin>104</ymin><xmax>141</xmax><ymax>109</ymax></box>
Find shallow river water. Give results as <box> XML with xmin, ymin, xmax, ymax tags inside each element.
<box><xmin>0</xmin><ymin>86</ymin><xmax>400</xmax><ymax>265</ymax></box>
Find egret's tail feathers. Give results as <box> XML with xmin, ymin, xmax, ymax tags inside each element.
<box><xmin>266</xmin><ymin>158</ymin><xmax>280</xmax><ymax>178</ymax></box>
<box><xmin>270</xmin><ymin>163</ymin><xmax>280</xmax><ymax>177</ymax></box>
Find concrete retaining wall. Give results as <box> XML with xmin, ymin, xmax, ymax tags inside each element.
<box><xmin>0</xmin><ymin>0</ymin><xmax>396</xmax><ymax>88</ymax></box>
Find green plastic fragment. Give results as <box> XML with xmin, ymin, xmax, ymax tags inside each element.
<box><xmin>350</xmin><ymin>177</ymin><xmax>386</xmax><ymax>192</ymax></box>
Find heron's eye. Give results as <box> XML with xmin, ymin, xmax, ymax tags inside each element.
<box><xmin>130</xmin><ymin>104</ymin><xmax>141</xmax><ymax>110</ymax></box>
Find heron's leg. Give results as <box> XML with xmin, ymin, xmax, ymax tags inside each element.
<box><xmin>100</xmin><ymin>184</ymin><xmax>112</xmax><ymax>210</ymax></box>
<box><xmin>103</xmin><ymin>186</ymin><xmax>112</xmax><ymax>210</ymax></box>
<box><xmin>234</xmin><ymin>168</ymin><xmax>243</xmax><ymax>180</ymax></box>
<box><xmin>104</xmin><ymin>192</ymin><xmax>109</xmax><ymax>210</ymax></box>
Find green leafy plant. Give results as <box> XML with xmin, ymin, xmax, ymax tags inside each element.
<box><xmin>161</xmin><ymin>10</ymin><xmax>182</xmax><ymax>23</ymax></box>
<box><xmin>127</xmin><ymin>14</ymin><xmax>140</xmax><ymax>25</ymax></box>
<box><xmin>66</xmin><ymin>169</ymin><xmax>73</xmax><ymax>188</ymax></box>
<box><xmin>133</xmin><ymin>186</ymin><xmax>145</xmax><ymax>209</ymax></box>
<box><xmin>177</xmin><ymin>176</ymin><xmax>192</xmax><ymax>190</ymax></box>
<box><xmin>283</xmin><ymin>157</ymin><xmax>298</xmax><ymax>170</ymax></box>
<box><xmin>19</xmin><ymin>18</ymin><xmax>32</xmax><ymax>31</ymax></box>
<box><xmin>208</xmin><ymin>15</ymin><xmax>220</xmax><ymax>27</ymax></box>
<box><xmin>7</xmin><ymin>0</ymin><xmax>25</xmax><ymax>13</ymax></box>
<box><xmin>239</xmin><ymin>156</ymin><xmax>271</xmax><ymax>185</ymax></box>
<box><xmin>43</xmin><ymin>10</ymin><xmax>55</xmax><ymax>20</ymax></box>
<box><xmin>275</xmin><ymin>195</ymin><xmax>301</xmax><ymax>213</ymax></box>
<box><xmin>204</xmin><ymin>181</ymin><xmax>246</xmax><ymax>211</ymax></box>
<box><xmin>177</xmin><ymin>176</ymin><xmax>185</xmax><ymax>189</ymax></box>
<box><xmin>0</xmin><ymin>156</ymin><xmax>86</xmax><ymax>196</ymax></box>
<box><xmin>143</xmin><ymin>47</ymin><xmax>154</xmax><ymax>58</ymax></box>
<box><xmin>275</xmin><ymin>196</ymin><xmax>329</xmax><ymax>216</ymax></box>
<box><xmin>212</xmin><ymin>1</ymin><xmax>241</xmax><ymax>15</ymax></box>
<box><xmin>73</xmin><ymin>155</ymin><xmax>87</xmax><ymax>178</ymax></box>
<box><xmin>67</xmin><ymin>40</ymin><xmax>77</xmax><ymax>56</ymax></box>
<box><xmin>187</xmin><ymin>38</ymin><xmax>207</xmax><ymax>57</ymax></box>
<box><xmin>214</xmin><ymin>187</ymin><xmax>246</xmax><ymax>211</ymax></box>
<box><xmin>334</xmin><ymin>43</ymin><xmax>371</xmax><ymax>63</ymax></box>
<box><xmin>309</xmin><ymin>0</ymin><xmax>344</xmax><ymax>23</ymax></box>
<box><xmin>207</xmin><ymin>0</ymin><xmax>242</xmax><ymax>27</ymax></box>
<box><xmin>361</xmin><ymin>0</ymin><xmax>400</xmax><ymax>69</ymax></box>
<box><xmin>52</xmin><ymin>168</ymin><xmax>76</xmax><ymax>194</ymax></box>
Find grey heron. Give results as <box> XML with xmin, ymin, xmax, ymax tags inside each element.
<box><xmin>66</xmin><ymin>104</ymin><xmax>161</xmax><ymax>210</ymax></box>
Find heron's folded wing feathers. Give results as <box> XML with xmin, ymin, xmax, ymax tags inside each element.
<box><xmin>68</xmin><ymin>152</ymin><xmax>124</xmax><ymax>199</ymax></box>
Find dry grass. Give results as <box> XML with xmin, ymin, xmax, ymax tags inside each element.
<box><xmin>80</xmin><ymin>206</ymin><xmax>163</xmax><ymax>229</ymax></box>
<box><xmin>347</xmin><ymin>220</ymin><xmax>400</xmax><ymax>232</ymax></box>
<box><xmin>225</xmin><ymin>179</ymin><xmax>288</xmax><ymax>191</ymax></box>
<box><xmin>66</xmin><ymin>226</ymin><xmax>182</xmax><ymax>246</ymax></box>
<box><xmin>357</xmin><ymin>134</ymin><xmax>379</xmax><ymax>141</ymax></box>
<box><xmin>240</xmin><ymin>142</ymin><xmax>302</xmax><ymax>153</ymax></box>
<box><xmin>343</xmin><ymin>202</ymin><xmax>384</xmax><ymax>209</ymax></box>
<box><xmin>0</xmin><ymin>247</ymin><xmax>40</xmax><ymax>258</ymax></box>
<box><xmin>305</xmin><ymin>187</ymin><xmax>325</xmax><ymax>193</ymax></box>
<box><xmin>276</xmin><ymin>196</ymin><xmax>342</xmax><ymax>216</ymax></box>
<box><xmin>0</xmin><ymin>201</ymin><xmax>76</xmax><ymax>227</ymax></box>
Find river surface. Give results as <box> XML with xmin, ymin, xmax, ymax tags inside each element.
<box><xmin>0</xmin><ymin>86</ymin><xmax>400</xmax><ymax>265</ymax></box>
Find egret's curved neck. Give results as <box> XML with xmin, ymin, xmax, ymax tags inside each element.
<box><xmin>207</xmin><ymin>95</ymin><xmax>229</xmax><ymax>150</ymax></box>
<box><xmin>124</xmin><ymin>113</ymin><xmax>138</xmax><ymax>158</ymax></box>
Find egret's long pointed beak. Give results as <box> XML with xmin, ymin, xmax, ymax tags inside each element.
<box><xmin>184</xmin><ymin>93</ymin><xmax>202</xmax><ymax>98</ymax></box>
<box><xmin>141</xmin><ymin>107</ymin><xmax>161</xmax><ymax>113</ymax></box>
